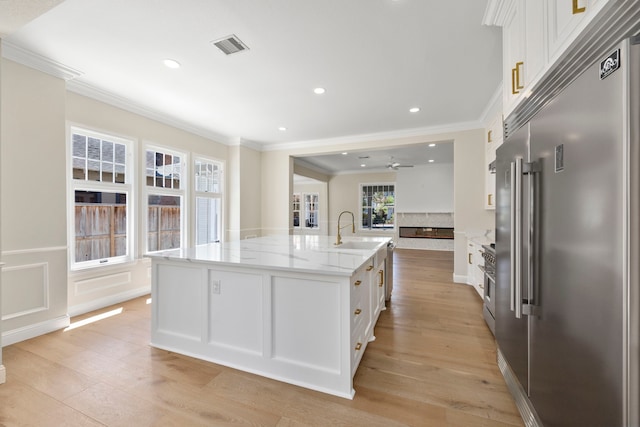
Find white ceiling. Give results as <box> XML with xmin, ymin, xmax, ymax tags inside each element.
<box><xmin>295</xmin><ymin>140</ymin><xmax>453</xmax><ymax>174</ymax></box>
<box><xmin>1</xmin><ymin>0</ymin><xmax>501</xmax><ymax>150</ymax></box>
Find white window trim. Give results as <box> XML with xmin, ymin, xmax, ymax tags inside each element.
<box><xmin>292</xmin><ymin>193</ymin><xmax>301</xmax><ymax>228</ymax></box>
<box><xmin>67</xmin><ymin>125</ymin><xmax>135</xmax><ymax>271</ymax></box>
<box><xmin>303</xmin><ymin>192</ymin><xmax>319</xmax><ymax>229</ymax></box>
<box><xmin>359</xmin><ymin>182</ymin><xmax>396</xmax><ymax>232</ymax></box>
<box><xmin>143</xmin><ymin>143</ymin><xmax>188</xmax><ymax>253</ymax></box>
<box><xmin>192</xmin><ymin>155</ymin><xmax>225</xmax><ymax>245</ymax></box>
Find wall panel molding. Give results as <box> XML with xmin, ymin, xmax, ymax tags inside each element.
<box><xmin>1</xmin><ymin>262</ymin><xmax>49</xmax><ymax>320</ymax></box>
<box><xmin>2</xmin><ymin>246</ymin><xmax>67</xmax><ymax>256</ymax></box>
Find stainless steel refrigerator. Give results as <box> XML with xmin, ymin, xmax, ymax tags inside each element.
<box><xmin>496</xmin><ymin>37</ymin><xmax>640</xmax><ymax>427</ymax></box>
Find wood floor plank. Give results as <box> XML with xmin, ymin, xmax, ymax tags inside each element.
<box><xmin>0</xmin><ymin>248</ymin><xmax>523</xmax><ymax>426</ymax></box>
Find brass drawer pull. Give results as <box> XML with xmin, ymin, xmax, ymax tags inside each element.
<box><xmin>354</xmin><ymin>280</ymin><xmax>362</xmax><ymax>286</ymax></box>
<box><xmin>355</xmin><ymin>342</ymin><xmax>362</xmax><ymax>351</ymax></box>
<box><xmin>379</xmin><ymin>270</ymin><xmax>384</xmax><ymax>287</ymax></box>
<box><xmin>354</xmin><ymin>308</ymin><xmax>362</xmax><ymax>315</ymax></box>
<box><xmin>572</xmin><ymin>0</ymin><xmax>586</xmax><ymax>14</ymax></box>
<box><xmin>366</xmin><ymin>265</ymin><xmax>374</xmax><ymax>271</ymax></box>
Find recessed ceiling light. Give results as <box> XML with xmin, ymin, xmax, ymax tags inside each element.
<box><xmin>428</xmin><ymin>159</ymin><xmax>435</xmax><ymax>163</ymax></box>
<box><xmin>163</xmin><ymin>59</ymin><xmax>181</xmax><ymax>69</ymax></box>
<box><xmin>278</xmin><ymin>127</ymin><xmax>287</xmax><ymax>131</ymax></box>
<box><xmin>360</xmin><ymin>164</ymin><xmax>366</xmax><ymax>167</ymax></box>
<box><xmin>341</xmin><ymin>152</ymin><xmax>348</xmax><ymax>155</ymax></box>
<box><xmin>314</xmin><ymin>87</ymin><xmax>326</xmax><ymax>95</ymax></box>
<box><xmin>409</xmin><ymin>107</ymin><xmax>421</xmax><ymax>113</ymax></box>
<box><xmin>428</xmin><ymin>143</ymin><xmax>436</xmax><ymax>147</ymax></box>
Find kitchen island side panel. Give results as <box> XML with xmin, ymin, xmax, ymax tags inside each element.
<box><xmin>150</xmin><ymin>259</ymin><xmax>358</xmax><ymax>398</ymax></box>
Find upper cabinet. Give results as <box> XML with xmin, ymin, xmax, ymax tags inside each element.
<box><xmin>501</xmin><ymin>0</ymin><xmax>545</xmax><ymax>115</ymax></box>
<box><xmin>485</xmin><ymin>0</ymin><xmax>614</xmax><ymax>118</ymax></box>
<box><xmin>547</xmin><ymin>0</ymin><xmax>609</xmax><ymax>60</ymax></box>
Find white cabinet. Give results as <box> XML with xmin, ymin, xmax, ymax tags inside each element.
<box><xmin>484</xmin><ymin>113</ymin><xmax>503</xmax><ymax>210</ymax></box>
<box><xmin>547</xmin><ymin>0</ymin><xmax>609</xmax><ymax>61</ymax></box>
<box><xmin>467</xmin><ymin>240</ymin><xmax>485</xmax><ymax>297</ymax></box>
<box><xmin>486</xmin><ymin>0</ymin><xmax>616</xmax><ymax>117</ymax></box>
<box><xmin>501</xmin><ymin>0</ymin><xmax>546</xmax><ymax>116</ymax></box>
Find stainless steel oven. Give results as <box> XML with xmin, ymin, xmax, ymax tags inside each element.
<box><xmin>481</xmin><ymin>244</ymin><xmax>496</xmax><ymax>336</ymax></box>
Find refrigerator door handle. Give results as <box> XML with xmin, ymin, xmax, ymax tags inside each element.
<box><xmin>514</xmin><ymin>158</ymin><xmax>523</xmax><ymax>319</ymax></box>
<box><xmin>510</xmin><ymin>161</ymin><xmax>516</xmax><ymax>313</ymax></box>
<box><xmin>523</xmin><ymin>160</ymin><xmax>541</xmax><ymax>316</ymax></box>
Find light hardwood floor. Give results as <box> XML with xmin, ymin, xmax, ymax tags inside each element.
<box><xmin>0</xmin><ymin>249</ymin><xmax>523</xmax><ymax>426</ymax></box>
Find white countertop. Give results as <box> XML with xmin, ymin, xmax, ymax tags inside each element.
<box><xmin>146</xmin><ymin>235</ymin><xmax>392</xmax><ymax>276</ymax></box>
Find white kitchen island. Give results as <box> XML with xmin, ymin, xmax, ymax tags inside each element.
<box><xmin>147</xmin><ymin>235</ymin><xmax>391</xmax><ymax>399</ymax></box>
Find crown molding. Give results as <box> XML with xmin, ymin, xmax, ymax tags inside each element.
<box><xmin>482</xmin><ymin>0</ymin><xmax>511</xmax><ymax>27</ymax></box>
<box><xmin>261</xmin><ymin>120</ymin><xmax>483</xmax><ymax>153</ymax></box>
<box><xmin>228</xmin><ymin>138</ymin><xmax>263</xmax><ymax>152</ymax></box>
<box><xmin>479</xmin><ymin>84</ymin><xmax>503</xmax><ymax>125</ymax></box>
<box><xmin>1</xmin><ymin>40</ymin><xmax>83</xmax><ymax>80</ymax></box>
<box><xmin>66</xmin><ymin>79</ymin><xmax>233</xmax><ymax>145</ymax></box>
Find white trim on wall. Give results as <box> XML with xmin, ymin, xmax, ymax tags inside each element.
<box><xmin>67</xmin><ymin>286</ymin><xmax>150</xmax><ymax>318</ymax></box>
<box><xmin>2</xmin><ymin>315</ymin><xmax>70</xmax><ymax>347</ymax></box>
<box><xmin>2</xmin><ymin>246</ymin><xmax>67</xmax><ymax>256</ymax></box>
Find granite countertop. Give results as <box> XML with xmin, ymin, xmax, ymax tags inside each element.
<box><xmin>467</xmin><ymin>230</ymin><xmax>495</xmax><ymax>247</ymax></box>
<box><xmin>146</xmin><ymin>235</ymin><xmax>392</xmax><ymax>276</ymax></box>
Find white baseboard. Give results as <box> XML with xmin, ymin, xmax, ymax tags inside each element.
<box><xmin>452</xmin><ymin>273</ymin><xmax>468</xmax><ymax>284</ymax></box>
<box><xmin>2</xmin><ymin>315</ymin><xmax>70</xmax><ymax>347</ymax></box>
<box><xmin>67</xmin><ymin>286</ymin><xmax>150</xmax><ymax>317</ymax></box>
<box><xmin>0</xmin><ymin>364</ymin><xmax>5</xmax><ymax>384</ymax></box>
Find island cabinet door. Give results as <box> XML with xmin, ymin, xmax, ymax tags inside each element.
<box><xmin>153</xmin><ymin>263</ymin><xmax>205</xmax><ymax>345</ymax></box>
<box><xmin>350</xmin><ymin>259</ymin><xmax>373</xmax><ymax>372</ymax></box>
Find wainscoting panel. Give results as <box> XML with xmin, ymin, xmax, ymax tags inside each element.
<box><xmin>68</xmin><ymin>258</ymin><xmax>151</xmax><ymax>316</ymax></box>
<box><xmin>1</xmin><ymin>247</ymin><xmax>69</xmax><ymax>346</ymax></box>
<box><xmin>1</xmin><ymin>262</ymin><xmax>49</xmax><ymax>320</ymax></box>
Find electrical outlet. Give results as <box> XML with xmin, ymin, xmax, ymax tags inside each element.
<box><xmin>211</xmin><ymin>279</ymin><xmax>221</xmax><ymax>294</ymax></box>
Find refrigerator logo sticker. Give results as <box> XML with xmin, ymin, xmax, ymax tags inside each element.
<box><xmin>555</xmin><ymin>144</ymin><xmax>564</xmax><ymax>173</ymax></box>
<box><xmin>599</xmin><ymin>49</ymin><xmax>620</xmax><ymax>80</ymax></box>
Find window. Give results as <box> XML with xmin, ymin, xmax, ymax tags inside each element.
<box><xmin>361</xmin><ymin>184</ymin><xmax>395</xmax><ymax>230</ymax></box>
<box><xmin>292</xmin><ymin>193</ymin><xmax>318</xmax><ymax>229</ymax></box>
<box><xmin>292</xmin><ymin>194</ymin><xmax>301</xmax><ymax>227</ymax></box>
<box><xmin>69</xmin><ymin>128</ymin><xmax>133</xmax><ymax>269</ymax></box>
<box><xmin>194</xmin><ymin>158</ymin><xmax>223</xmax><ymax>245</ymax></box>
<box><xmin>145</xmin><ymin>147</ymin><xmax>186</xmax><ymax>252</ymax></box>
<box><xmin>304</xmin><ymin>193</ymin><xmax>319</xmax><ymax>228</ymax></box>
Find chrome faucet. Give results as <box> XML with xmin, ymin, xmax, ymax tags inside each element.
<box><xmin>336</xmin><ymin>210</ymin><xmax>355</xmax><ymax>245</ymax></box>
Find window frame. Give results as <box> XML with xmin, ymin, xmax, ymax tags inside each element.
<box><xmin>303</xmin><ymin>193</ymin><xmax>319</xmax><ymax>229</ymax></box>
<box><xmin>292</xmin><ymin>193</ymin><xmax>301</xmax><ymax>228</ymax></box>
<box><xmin>359</xmin><ymin>182</ymin><xmax>396</xmax><ymax>231</ymax></box>
<box><xmin>193</xmin><ymin>156</ymin><xmax>224</xmax><ymax>245</ymax></box>
<box><xmin>143</xmin><ymin>144</ymin><xmax>188</xmax><ymax>253</ymax></box>
<box><xmin>67</xmin><ymin>126</ymin><xmax>135</xmax><ymax>270</ymax></box>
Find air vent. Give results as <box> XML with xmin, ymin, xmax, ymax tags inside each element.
<box><xmin>211</xmin><ymin>34</ymin><xmax>249</xmax><ymax>55</ymax></box>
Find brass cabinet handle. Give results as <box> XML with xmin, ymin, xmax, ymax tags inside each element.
<box><xmin>512</xmin><ymin>62</ymin><xmax>524</xmax><ymax>94</ymax></box>
<box><xmin>488</xmin><ymin>194</ymin><xmax>493</xmax><ymax>206</ymax></box>
<box><xmin>573</xmin><ymin>0</ymin><xmax>586</xmax><ymax>14</ymax></box>
<box><xmin>378</xmin><ymin>270</ymin><xmax>384</xmax><ymax>287</ymax></box>
<box><xmin>354</xmin><ymin>280</ymin><xmax>362</xmax><ymax>286</ymax></box>
<box><xmin>366</xmin><ymin>265</ymin><xmax>374</xmax><ymax>271</ymax></box>
<box><xmin>354</xmin><ymin>308</ymin><xmax>362</xmax><ymax>315</ymax></box>
<box><xmin>487</xmin><ymin>130</ymin><xmax>492</xmax><ymax>143</ymax></box>
<box><xmin>355</xmin><ymin>342</ymin><xmax>362</xmax><ymax>351</ymax></box>
<box><xmin>515</xmin><ymin>61</ymin><xmax>524</xmax><ymax>90</ymax></box>
<box><xmin>468</xmin><ymin>253</ymin><xmax>472</xmax><ymax>264</ymax></box>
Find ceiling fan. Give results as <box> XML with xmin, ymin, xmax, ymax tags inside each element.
<box><xmin>386</xmin><ymin>157</ymin><xmax>414</xmax><ymax>170</ymax></box>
